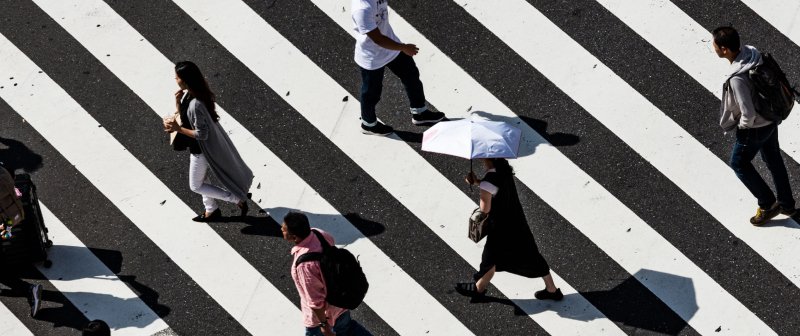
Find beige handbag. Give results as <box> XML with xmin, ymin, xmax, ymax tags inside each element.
<box><xmin>167</xmin><ymin>112</ymin><xmax>182</xmax><ymax>145</ymax></box>
<box><xmin>468</xmin><ymin>207</ymin><xmax>489</xmax><ymax>243</ymax></box>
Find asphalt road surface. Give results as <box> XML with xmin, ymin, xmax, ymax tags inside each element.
<box><xmin>2</xmin><ymin>0</ymin><xmax>800</xmax><ymax>335</ymax></box>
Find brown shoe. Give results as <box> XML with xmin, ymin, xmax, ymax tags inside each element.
<box><xmin>750</xmin><ymin>203</ymin><xmax>781</xmax><ymax>226</ymax></box>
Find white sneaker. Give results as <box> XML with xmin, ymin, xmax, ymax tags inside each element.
<box><xmin>30</xmin><ymin>284</ymin><xmax>42</xmax><ymax>317</ymax></box>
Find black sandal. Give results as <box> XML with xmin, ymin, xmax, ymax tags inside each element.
<box><xmin>455</xmin><ymin>282</ymin><xmax>486</xmax><ymax>297</ymax></box>
<box><xmin>237</xmin><ymin>193</ymin><xmax>252</xmax><ymax>217</ymax></box>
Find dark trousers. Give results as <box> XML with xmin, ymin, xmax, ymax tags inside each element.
<box><xmin>305</xmin><ymin>311</ymin><xmax>372</xmax><ymax>336</ymax></box>
<box><xmin>730</xmin><ymin>123</ymin><xmax>795</xmax><ymax>210</ymax></box>
<box><xmin>359</xmin><ymin>52</ymin><xmax>426</xmax><ymax>125</ymax></box>
<box><xmin>0</xmin><ymin>272</ymin><xmax>31</xmax><ymax>299</ymax></box>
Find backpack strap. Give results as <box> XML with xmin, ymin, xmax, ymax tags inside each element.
<box><xmin>310</xmin><ymin>229</ymin><xmax>332</xmax><ymax>251</ymax></box>
<box><xmin>294</xmin><ymin>230</ymin><xmax>333</xmax><ymax>267</ymax></box>
<box><xmin>295</xmin><ymin>252</ymin><xmax>323</xmax><ymax>267</ymax></box>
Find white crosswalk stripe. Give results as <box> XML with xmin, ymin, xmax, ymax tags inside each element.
<box><xmin>1</xmin><ymin>0</ymin><xmax>800</xmax><ymax>335</ymax></box>
<box><xmin>30</xmin><ymin>0</ymin><xmax>473</xmax><ymax>334</ymax></box>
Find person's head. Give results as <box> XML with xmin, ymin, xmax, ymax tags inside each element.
<box><xmin>282</xmin><ymin>211</ymin><xmax>311</xmax><ymax>244</ymax></box>
<box><xmin>174</xmin><ymin>61</ymin><xmax>219</xmax><ymax>121</ymax></box>
<box><xmin>82</xmin><ymin>320</ymin><xmax>110</xmax><ymax>336</ymax></box>
<box><xmin>482</xmin><ymin>158</ymin><xmax>514</xmax><ymax>175</ymax></box>
<box><xmin>712</xmin><ymin>26</ymin><xmax>740</xmax><ymax>61</ymax></box>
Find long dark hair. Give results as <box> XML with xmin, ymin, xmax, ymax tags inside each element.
<box><xmin>490</xmin><ymin>158</ymin><xmax>514</xmax><ymax>175</ymax></box>
<box><xmin>175</xmin><ymin>61</ymin><xmax>219</xmax><ymax>122</ymax></box>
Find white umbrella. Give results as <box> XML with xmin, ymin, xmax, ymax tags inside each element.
<box><xmin>421</xmin><ymin>119</ymin><xmax>522</xmax><ymax>159</ymax></box>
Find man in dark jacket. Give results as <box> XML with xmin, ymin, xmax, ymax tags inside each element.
<box><xmin>713</xmin><ymin>26</ymin><xmax>796</xmax><ymax>225</ymax></box>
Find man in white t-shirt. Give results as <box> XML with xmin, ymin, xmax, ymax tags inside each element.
<box><xmin>352</xmin><ymin>0</ymin><xmax>446</xmax><ymax>136</ymax></box>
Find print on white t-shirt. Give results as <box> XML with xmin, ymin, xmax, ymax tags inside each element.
<box><xmin>352</xmin><ymin>0</ymin><xmax>402</xmax><ymax>70</ymax></box>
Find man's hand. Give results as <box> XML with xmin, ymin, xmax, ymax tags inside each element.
<box><xmin>401</xmin><ymin>43</ymin><xmax>419</xmax><ymax>56</ymax></box>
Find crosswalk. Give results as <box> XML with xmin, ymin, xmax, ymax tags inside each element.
<box><xmin>1</xmin><ymin>0</ymin><xmax>800</xmax><ymax>335</ymax></box>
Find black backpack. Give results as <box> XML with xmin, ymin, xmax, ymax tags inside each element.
<box><xmin>748</xmin><ymin>52</ymin><xmax>799</xmax><ymax>121</ymax></box>
<box><xmin>295</xmin><ymin>229</ymin><xmax>368</xmax><ymax>310</ymax></box>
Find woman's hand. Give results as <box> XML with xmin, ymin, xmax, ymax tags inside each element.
<box><xmin>174</xmin><ymin>89</ymin><xmax>184</xmax><ymax>110</ymax></box>
<box><xmin>164</xmin><ymin>117</ymin><xmax>180</xmax><ymax>133</ymax></box>
<box><xmin>465</xmin><ymin>172</ymin><xmax>479</xmax><ymax>185</ymax></box>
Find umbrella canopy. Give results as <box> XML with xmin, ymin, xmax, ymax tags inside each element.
<box><xmin>421</xmin><ymin>119</ymin><xmax>521</xmax><ymax>159</ymax></box>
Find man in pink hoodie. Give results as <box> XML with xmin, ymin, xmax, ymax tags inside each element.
<box><xmin>282</xmin><ymin>211</ymin><xmax>372</xmax><ymax>336</ymax></box>
<box><xmin>713</xmin><ymin>26</ymin><xmax>796</xmax><ymax>226</ymax></box>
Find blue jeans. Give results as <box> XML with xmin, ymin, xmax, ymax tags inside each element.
<box><xmin>305</xmin><ymin>311</ymin><xmax>372</xmax><ymax>336</ymax></box>
<box><xmin>730</xmin><ymin>123</ymin><xmax>795</xmax><ymax>210</ymax></box>
<box><xmin>359</xmin><ymin>52</ymin><xmax>427</xmax><ymax>125</ymax></box>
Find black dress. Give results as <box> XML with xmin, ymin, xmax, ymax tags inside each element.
<box><xmin>474</xmin><ymin>170</ymin><xmax>550</xmax><ymax>281</ymax></box>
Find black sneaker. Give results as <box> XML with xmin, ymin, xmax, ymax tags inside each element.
<box><xmin>534</xmin><ymin>288</ymin><xmax>563</xmax><ymax>301</ymax></box>
<box><xmin>411</xmin><ymin>110</ymin><xmax>446</xmax><ymax>125</ymax></box>
<box><xmin>750</xmin><ymin>203</ymin><xmax>781</xmax><ymax>226</ymax></box>
<box><xmin>361</xmin><ymin>122</ymin><xmax>393</xmax><ymax>136</ymax></box>
<box><xmin>30</xmin><ymin>284</ymin><xmax>42</xmax><ymax>317</ymax></box>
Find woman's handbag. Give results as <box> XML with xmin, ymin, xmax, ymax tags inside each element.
<box><xmin>167</xmin><ymin>111</ymin><xmax>182</xmax><ymax>145</ymax></box>
<box><xmin>468</xmin><ymin>207</ymin><xmax>489</xmax><ymax>243</ymax></box>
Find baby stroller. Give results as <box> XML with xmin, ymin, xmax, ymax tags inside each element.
<box><xmin>0</xmin><ymin>168</ymin><xmax>52</xmax><ymax>268</ymax></box>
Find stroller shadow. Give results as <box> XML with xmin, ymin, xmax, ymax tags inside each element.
<box><xmin>3</xmin><ymin>247</ymin><xmax>171</xmax><ymax>331</ymax></box>
<box><xmin>0</xmin><ymin>137</ymin><xmax>44</xmax><ymax>174</ymax></box>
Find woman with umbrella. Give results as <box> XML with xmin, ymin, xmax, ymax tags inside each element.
<box><xmin>457</xmin><ymin>158</ymin><xmax>562</xmax><ymax>301</ymax></box>
<box><xmin>420</xmin><ymin>117</ymin><xmax>562</xmax><ymax>300</ymax></box>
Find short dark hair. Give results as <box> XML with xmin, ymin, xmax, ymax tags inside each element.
<box><xmin>82</xmin><ymin>320</ymin><xmax>110</xmax><ymax>336</ymax></box>
<box><xmin>283</xmin><ymin>211</ymin><xmax>311</xmax><ymax>238</ymax></box>
<box><xmin>712</xmin><ymin>26</ymin><xmax>740</xmax><ymax>51</ymax></box>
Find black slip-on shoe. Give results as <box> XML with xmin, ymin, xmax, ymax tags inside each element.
<box><xmin>193</xmin><ymin>208</ymin><xmax>222</xmax><ymax>222</ymax></box>
<box><xmin>534</xmin><ymin>288</ymin><xmax>564</xmax><ymax>301</ymax></box>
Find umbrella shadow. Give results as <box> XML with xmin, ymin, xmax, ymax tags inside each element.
<box><xmin>265</xmin><ymin>207</ymin><xmax>386</xmax><ymax>245</ymax></box>
<box><xmin>0</xmin><ymin>137</ymin><xmax>44</xmax><ymax>174</ymax></box>
<box><xmin>469</xmin><ymin>111</ymin><xmax>580</xmax><ymax>158</ymax></box>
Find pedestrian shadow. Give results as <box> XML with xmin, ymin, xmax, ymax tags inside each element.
<box><xmin>462</xmin><ymin>269</ymin><xmax>695</xmax><ymax>335</ymax></box>
<box><xmin>0</xmin><ymin>137</ymin><xmax>44</xmax><ymax>174</ymax></box>
<box><xmin>469</xmin><ymin>111</ymin><xmax>580</xmax><ymax>158</ymax></box>
<box><xmin>265</xmin><ymin>207</ymin><xmax>386</xmax><ymax>245</ymax></box>
<box><xmin>389</xmin><ymin>117</ymin><xmax>465</xmax><ymax>144</ymax></box>
<box><xmin>209</xmin><ymin>213</ymin><xmax>284</xmax><ymax>237</ymax></box>
<box><xmin>393</xmin><ymin>130</ymin><xmax>423</xmax><ymax>144</ymax></box>
<box><xmin>758</xmin><ymin>215</ymin><xmax>800</xmax><ymax>229</ymax></box>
